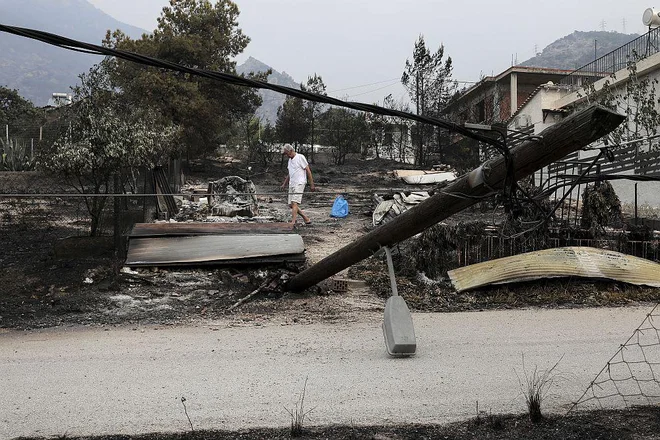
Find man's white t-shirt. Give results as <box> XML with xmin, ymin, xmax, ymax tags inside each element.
<box><xmin>288</xmin><ymin>153</ymin><xmax>309</xmax><ymax>186</ymax></box>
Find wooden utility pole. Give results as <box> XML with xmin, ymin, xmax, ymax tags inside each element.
<box><xmin>286</xmin><ymin>105</ymin><xmax>626</xmax><ymax>292</ymax></box>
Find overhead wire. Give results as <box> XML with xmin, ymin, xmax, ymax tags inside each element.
<box><xmin>1</xmin><ymin>23</ymin><xmax>546</xmax><ymax>227</ymax></box>
<box><xmin>0</xmin><ymin>23</ymin><xmax>503</xmax><ymax>149</ymax></box>
<box><xmin>328</xmin><ymin>78</ymin><xmax>480</xmax><ymax>95</ymax></box>
<box><xmin>342</xmin><ymin>80</ymin><xmax>402</xmax><ymax>99</ymax></box>
<box><xmin>328</xmin><ymin>77</ymin><xmax>400</xmax><ymax>93</ymax></box>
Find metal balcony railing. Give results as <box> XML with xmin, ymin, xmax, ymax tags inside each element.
<box><xmin>559</xmin><ymin>27</ymin><xmax>660</xmax><ymax>88</ymax></box>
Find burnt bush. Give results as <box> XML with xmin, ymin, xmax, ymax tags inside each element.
<box><xmin>581</xmin><ymin>181</ymin><xmax>623</xmax><ymax>235</ymax></box>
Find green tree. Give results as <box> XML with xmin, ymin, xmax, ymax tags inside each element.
<box><xmin>104</xmin><ymin>0</ymin><xmax>261</xmax><ymax>161</ymax></box>
<box><xmin>365</xmin><ymin>110</ymin><xmax>387</xmax><ymax>159</ymax></box>
<box><xmin>402</xmin><ymin>35</ymin><xmax>454</xmax><ymax>165</ymax></box>
<box><xmin>0</xmin><ymin>87</ymin><xmax>42</xmax><ymax>141</ymax></box>
<box><xmin>40</xmin><ymin>62</ymin><xmax>177</xmax><ymax>236</ymax></box>
<box><xmin>366</xmin><ymin>94</ymin><xmax>413</xmax><ymax>162</ymax></box>
<box><xmin>302</xmin><ymin>73</ymin><xmax>327</xmax><ymax>162</ymax></box>
<box><xmin>318</xmin><ymin>108</ymin><xmax>369</xmax><ymax>165</ymax></box>
<box><xmin>231</xmin><ymin>115</ymin><xmax>276</xmax><ymax>167</ymax></box>
<box><xmin>0</xmin><ymin>87</ymin><xmax>42</xmax><ymax>170</ymax></box>
<box><xmin>275</xmin><ymin>95</ymin><xmax>309</xmax><ymax>149</ymax></box>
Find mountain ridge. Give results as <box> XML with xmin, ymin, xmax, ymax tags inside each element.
<box><xmin>520</xmin><ymin>30</ymin><xmax>640</xmax><ymax>70</ymax></box>
<box><xmin>0</xmin><ymin>0</ymin><xmax>146</xmax><ymax>105</ymax></box>
<box><xmin>236</xmin><ymin>56</ymin><xmax>301</xmax><ymax>125</ymax></box>
<box><xmin>0</xmin><ymin>1</ymin><xmax>644</xmax><ymax>115</ymax></box>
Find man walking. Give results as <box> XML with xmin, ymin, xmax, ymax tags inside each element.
<box><xmin>280</xmin><ymin>144</ymin><xmax>315</xmax><ymax>226</ymax></box>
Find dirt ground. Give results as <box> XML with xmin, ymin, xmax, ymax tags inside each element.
<box><xmin>1</xmin><ymin>157</ymin><xmax>659</xmax><ymax>331</ymax></box>
<box><xmin>0</xmin><ymin>158</ymin><xmax>403</xmax><ymax>330</ymax></box>
<box><xmin>3</xmin><ymin>157</ymin><xmax>660</xmax><ymax>439</ymax></box>
<box><xmin>13</xmin><ymin>407</ymin><xmax>660</xmax><ymax>439</ymax></box>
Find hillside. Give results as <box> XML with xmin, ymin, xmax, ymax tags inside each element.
<box><xmin>521</xmin><ymin>30</ymin><xmax>640</xmax><ymax>70</ymax></box>
<box><xmin>236</xmin><ymin>56</ymin><xmax>300</xmax><ymax>125</ymax></box>
<box><xmin>0</xmin><ymin>0</ymin><xmax>146</xmax><ymax>105</ymax></box>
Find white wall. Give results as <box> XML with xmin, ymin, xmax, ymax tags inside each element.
<box><xmin>515</xmin><ymin>55</ymin><xmax>660</xmax><ymax>209</ymax></box>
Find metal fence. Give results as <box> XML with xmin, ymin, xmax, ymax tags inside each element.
<box><xmin>559</xmin><ymin>26</ymin><xmax>660</xmax><ymax>89</ymax></box>
<box><xmin>537</xmin><ymin>154</ymin><xmax>592</xmax><ymax>229</ymax></box>
<box><xmin>0</xmin><ymin>168</ymin><xmax>165</xmax><ymax>267</ymax></box>
<box><xmin>537</xmin><ymin>142</ymin><xmax>660</xmax><ymax>229</ymax></box>
<box><xmin>455</xmin><ymin>234</ymin><xmax>660</xmax><ymax>268</ymax></box>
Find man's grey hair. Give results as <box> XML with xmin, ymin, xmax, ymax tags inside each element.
<box><xmin>281</xmin><ymin>144</ymin><xmax>294</xmax><ymax>154</ymax></box>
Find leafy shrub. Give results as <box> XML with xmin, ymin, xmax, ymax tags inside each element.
<box><xmin>1</xmin><ymin>139</ymin><xmax>35</xmax><ymax>171</ymax></box>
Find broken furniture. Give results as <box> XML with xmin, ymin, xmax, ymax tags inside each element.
<box><xmin>373</xmin><ymin>191</ymin><xmax>430</xmax><ymax>226</ymax></box>
<box><xmin>153</xmin><ymin>166</ymin><xmax>179</xmax><ymax>219</ymax></box>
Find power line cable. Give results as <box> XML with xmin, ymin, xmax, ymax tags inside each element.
<box><xmin>343</xmin><ymin>80</ymin><xmax>402</xmax><ymax>99</ymax></box>
<box><xmin>329</xmin><ymin>78</ymin><xmax>478</xmax><ymax>95</ymax></box>
<box><xmin>328</xmin><ymin>77</ymin><xmax>400</xmax><ymax>93</ymax></box>
<box><xmin>0</xmin><ymin>23</ymin><xmax>503</xmax><ymax>149</ymax></box>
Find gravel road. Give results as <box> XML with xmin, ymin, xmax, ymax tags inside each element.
<box><xmin>0</xmin><ymin>306</ymin><xmax>651</xmax><ymax>438</ymax></box>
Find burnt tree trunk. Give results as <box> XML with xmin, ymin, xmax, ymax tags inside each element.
<box><xmin>286</xmin><ymin>105</ymin><xmax>626</xmax><ymax>292</ymax></box>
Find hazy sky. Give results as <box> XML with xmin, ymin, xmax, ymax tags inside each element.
<box><xmin>87</xmin><ymin>0</ymin><xmax>653</xmax><ymax>104</ymax></box>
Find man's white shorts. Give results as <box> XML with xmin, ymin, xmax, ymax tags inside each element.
<box><xmin>288</xmin><ymin>183</ymin><xmax>305</xmax><ymax>206</ymax></box>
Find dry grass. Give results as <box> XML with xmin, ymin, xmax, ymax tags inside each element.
<box><xmin>285</xmin><ymin>377</ymin><xmax>315</xmax><ymax>437</ymax></box>
<box><xmin>516</xmin><ymin>355</ymin><xmax>563</xmax><ymax>423</ymax></box>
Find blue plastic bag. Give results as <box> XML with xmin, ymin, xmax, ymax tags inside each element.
<box><xmin>330</xmin><ymin>195</ymin><xmax>349</xmax><ymax>218</ymax></box>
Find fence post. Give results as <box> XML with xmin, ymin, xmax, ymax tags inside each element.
<box><xmin>113</xmin><ymin>174</ymin><xmax>125</xmax><ymax>261</ymax></box>
<box><xmin>635</xmin><ymin>183</ymin><xmax>639</xmax><ymax>226</ymax></box>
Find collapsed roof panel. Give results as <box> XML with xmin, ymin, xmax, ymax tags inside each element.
<box><xmin>373</xmin><ymin>192</ymin><xmax>430</xmax><ymax>226</ymax></box>
<box><xmin>125</xmin><ymin>234</ymin><xmax>305</xmax><ymax>267</ymax></box>
<box><xmin>130</xmin><ymin>222</ymin><xmax>294</xmax><ymax>237</ymax></box>
<box><xmin>394</xmin><ymin>170</ymin><xmax>457</xmax><ymax>185</ymax></box>
<box><xmin>448</xmin><ymin>246</ymin><xmax>660</xmax><ymax>292</ymax></box>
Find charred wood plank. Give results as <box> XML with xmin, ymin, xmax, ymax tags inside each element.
<box><xmin>130</xmin><ymin>222</ymin><xmax>293</xmax><ymax>237</ymax></box>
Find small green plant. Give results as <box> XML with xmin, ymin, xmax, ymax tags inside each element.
<box><xmin>0</xmin><ymin>138</ymin><xmax>35</xmax><ymax>171</ymax></box>
<box><xmin>285</xmin><ymin>377</ymin><xmax>315</xmax><ymax>437</ymax></box>
<box><xmin>516</xmin><ymin>355</ymin><xmax>563</xmax><ymax>423</ymax></box>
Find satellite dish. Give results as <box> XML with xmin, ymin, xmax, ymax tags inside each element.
<box><xmin>643</xmin><ymin>8</ymin><xmax>660</xmax><ymax>28</ymax></box>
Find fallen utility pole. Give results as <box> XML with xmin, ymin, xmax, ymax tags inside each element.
<box><xmin>286</xmin><ymin>104</ymin><xmax>626</xmax><ymax>292</ymax></box>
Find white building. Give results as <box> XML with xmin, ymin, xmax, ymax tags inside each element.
<box><xmin>509</xmin><ymin>28</ymin><xmax>660</xmax><ymax>208</ymax></box>
<box><xmin>45</xmin><ymin>92</ymin><xmax>72</xmax><ymax>108</ymax></box>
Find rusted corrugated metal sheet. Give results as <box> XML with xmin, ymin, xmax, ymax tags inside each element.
<box><xmin>125</xmin><ymin>234</ymin><xmax>305</xmax><ymax>266</ymax></box>
<box><xmin>130</xmin><ymin>222</ymin><xmax>294</xmax><ymax>237</ymax></box>
<box><xmin>448</xmin><ymin>246</ymin><xmax>660</xmax><ymax>292</ymax></box>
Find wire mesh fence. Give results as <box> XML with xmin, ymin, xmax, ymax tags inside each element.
<box><xmin>2</xmin><ymin>138</ymin><xmax>660</xmax><ymax>272</ymax></box>
<box><xmin>570</xmin><ymin>304</ymin><xmax>660</xmax><ymax>412</ymax></box>
<box><xmin>0</xmin><ymin>168</ymin><xmax>159</xmax><ymax>268</ymax></box>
